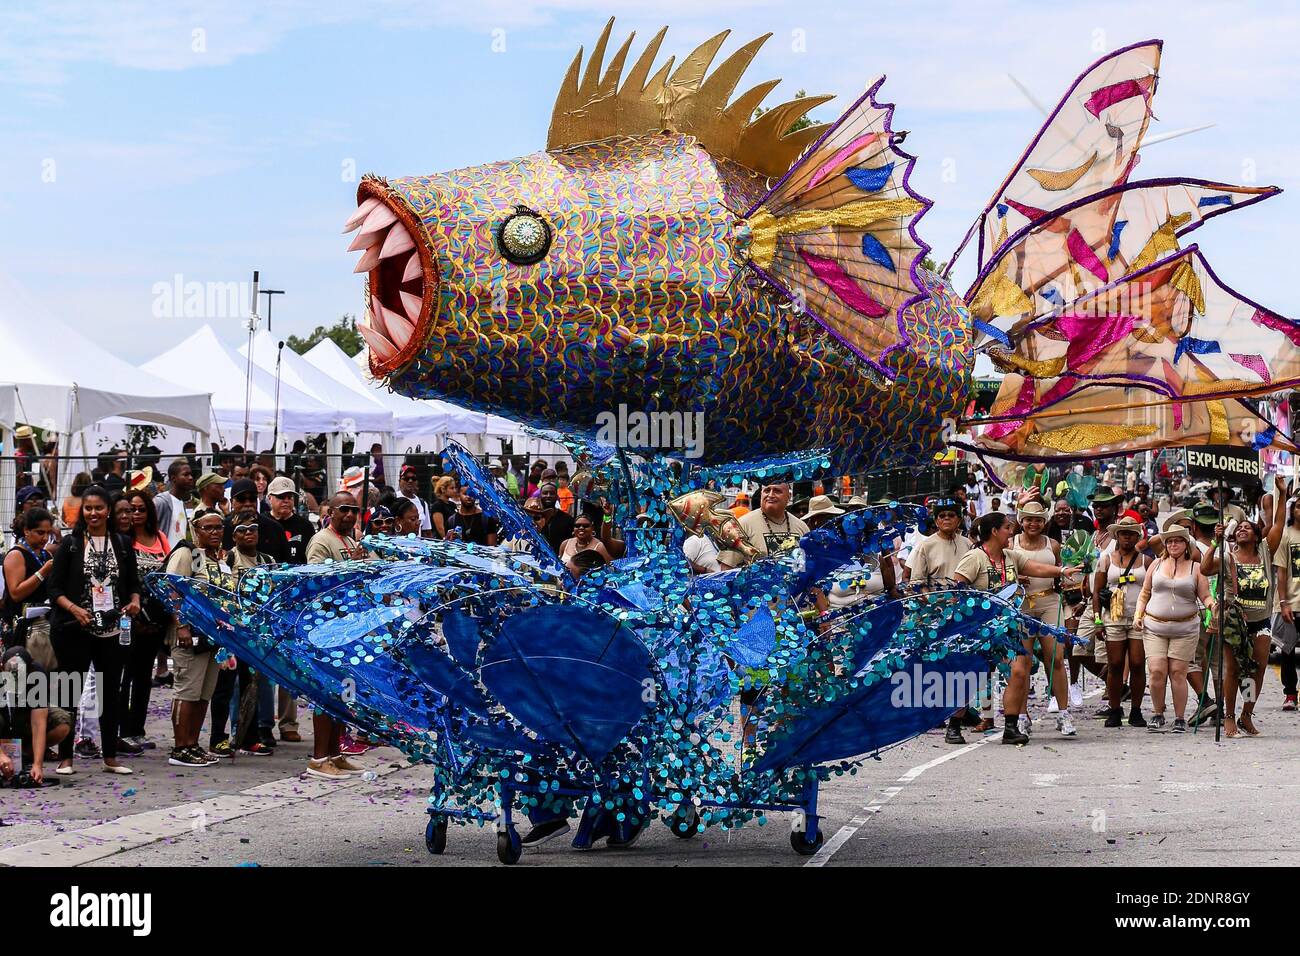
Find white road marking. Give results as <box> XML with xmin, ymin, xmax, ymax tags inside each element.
<box><xmin>895</xmin><ymin>736</ymin><xmax>992</xmax><ymax>783</ymax></box>
<box><xmin>1033</xmin><ymin>773</ymin><xmax>1060</xmax><ymax>787</ymax></box>
<box><xmin>806</xmin><ymin>684</ymin><xmax>1106</xmax><ymax>867</ymax></box>
<box><xmin>804</xmin><ymin>784</ymin><xmax>909</xmax><ymax>866</ymax></box>
<box><xmin>0</xmin><ymin>756</ymin><xmax>412</xmax><ymax>867</ymax></box>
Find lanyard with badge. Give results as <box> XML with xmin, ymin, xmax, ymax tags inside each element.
<box><xmin>86</xmin><ymin>536</ymin><xmax>116</xmax><ymax>628</ymax></box>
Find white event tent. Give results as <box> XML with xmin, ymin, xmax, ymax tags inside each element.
<box><xmin>303</xmin><ymin>338</ymin><xmax>466</xmax><ymax>442</ymax></box>
<box><xmin>0</xmin><ymin>272</ymin><xmax>212</xmax><ymax>534</ymax></box>
<box><xmin>141</xmin><ymin>324</ymin><xmax>337</xmax><ymax>445</ymax></box>
<box><xmin>344</xmin><ymin>347</ymin><xmax>538</xmax><ymax>458</ymax></box>
<box><xmin>240</xmin><ymin>330</ymin><xmax>394</xmax><ymax>436</ymax></box>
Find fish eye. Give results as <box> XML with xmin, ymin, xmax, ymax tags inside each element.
<box><xmin>495</xmin><ymin>206</ymin><xmax>551</xmax><ymax>265</ymax></box>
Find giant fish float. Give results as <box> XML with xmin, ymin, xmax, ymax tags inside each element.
<box><xmin>154</xmin><ymin>22</ymin><xmax>1292</xmax><ymax>863</ymax></box>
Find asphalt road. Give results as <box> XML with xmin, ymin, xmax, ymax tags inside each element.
<box><xmin>4</xmin><ymin>669</ymin><xmax>1297</xmax><ymax>867</ymax></box>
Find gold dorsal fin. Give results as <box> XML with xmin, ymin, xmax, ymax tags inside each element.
<box><xmin>547</xmin><ymin>18</ymin><xmax>832</xmax><ymax>177</ymax></box>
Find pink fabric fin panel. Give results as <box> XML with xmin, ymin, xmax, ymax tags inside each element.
<box><xmin>1057</xmin><ymin>313</ymin><xmax>1137</xmax><ymax>369</ymax></box>
<box><xmin>983</xmin><ymin>378</ymin><xmax>1037</xmax><ymax>442</ymax></box>
<box><xmin>797</xmin><ymin>249</ymin><xmax>889</xmax><ymax>318</ymax></box>
<box><xmin>1229</xmin><ymin>353</ymin><xmax>1271</xmax><ymax>384</ymax></box>
<box><xmin>1066</xmin><ymin>228</ymin><xmax>1109</xmax><ymax>282</ymax></box>
<box><xmin>1005</xmin><ymin>198</ymin><xmax>1049</xmax><ymax>222</ymax></box>
<box><xmin>1251</xmin><ymin>308</ymin><xmax>1300</xmax><ymax>347</ymax></box>
<box><xmin>1162</xmin><ymin>359</ymin><xmax>1184</xmax><ymax>430</ymax></box>
<box><xmin>1039</xmin><ymin>375</ymin><xmax>1080</xmax><ymax>411</ymax></box>
<box><xmin>1084</xmin><ymin>76</ymin><xmax>1149</xmax><ymax>118</ymax></box>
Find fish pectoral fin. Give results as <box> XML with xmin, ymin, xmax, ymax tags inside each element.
<box><xmin>740</xmin><ymin>79</ymin><xmax>931</xmax><ymax>376</ymax></box>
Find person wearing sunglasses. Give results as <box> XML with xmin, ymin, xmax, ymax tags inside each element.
<box><xmin>220</xmin><ymin>478</ymin><xmax>289</xmax><ymax>563</ymax></box>
<box><xmin>447</xmin><ymin>493</ymin><xmax>499</xmax><ymax>546</ymax></box>
<box><xmin>396</xmin><ymin>465</ymin><xmax>433</xmax><ymax>537</ymax></box>
<box><xmin>558</xmin><ymin>515</ymin><xmax>611</xmax><ymax>578</ymax></box>
<box><xmin>163</xmin><ymin>508</ymin><xmax>228</xmax><ymax>767</ymax></box>
<box><xmin>366</xmin><ymin>504</ymin><xmax>395</xmax><ymax>537</ymax></box>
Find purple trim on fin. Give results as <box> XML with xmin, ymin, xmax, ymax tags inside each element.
<box><xmin>955</xmin><ymin>387</ymin><xmax>1297</xmax><ymax>466</ymax></box>
<box><xmin>950</xmin><ymin>39</ymin><xmax>1163</xmax><ymax>272</ymax></box>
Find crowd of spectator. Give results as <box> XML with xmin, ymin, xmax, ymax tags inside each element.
<box><xmin>0</xmin><ymin>440</ymin><xmax>623</xmax><ymax>786</ymax></box>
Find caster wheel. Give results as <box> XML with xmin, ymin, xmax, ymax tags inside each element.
<box><xmin>790</xmin><ymin>828</ymin><xmax>824</xmax><ymax>856</ymax></box>
<box><xmin>497</xmin><ymin>827</ymin><xmax>523</xmax><ymax>865</ymax></box>
<box><xmin>669</xmin><ymin>806</ymin><xmax>700</xmax><ymax>839</ymax></box>
<box><xmin>425</xmin><ymin>817</ymin><xmax>447</xmax><ymax>855</ymax></box>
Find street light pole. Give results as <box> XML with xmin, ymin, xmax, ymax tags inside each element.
<box><xmin>260</xmin><ymin>288</ymin><xmax>285</xmax><ymax>332</ymax></box>
<box><xmin>243</xmin><ymin>271</ymin><xmax>262</xmax><ymax>452</ymax></box>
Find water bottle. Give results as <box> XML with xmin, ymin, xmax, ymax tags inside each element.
<box><xmin>119</xmin><ymin>612</ymin><xmax>132</xmax><ymax>647</ymax></box>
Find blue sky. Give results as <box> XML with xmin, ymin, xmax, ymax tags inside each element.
<box><xmin>0</xmin><ymin>0</ymin><xmax>1296</xmax><ymax>364</ymax></box>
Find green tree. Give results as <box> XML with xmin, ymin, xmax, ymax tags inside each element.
<box><xmin>286</xmin><ymin>314</ymin><xmax>364</xmax><ymax>356</ymax></box>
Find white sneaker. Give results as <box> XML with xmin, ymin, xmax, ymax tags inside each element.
<box><xmin>1058</xmin><ymin>712</ymin><xmax>1078</xmax><ymax>737</ymax></box>
<box><xmin>1068</xmin><ymin>683</ymin><xmax>1084</xmax><ymax>708</ymax></box>
<box><xmin>1047</xmin><ymin>697</ymin><xmax>1060</xmax><ymax>714</ymax></box>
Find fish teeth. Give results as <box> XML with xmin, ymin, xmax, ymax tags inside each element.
<box><xmin>399</xmin><ymin>290</ymin><xmax>423</xmax><ymax>322</ymax></box>
<box><xmin>353</xmin><ymin>245</ymin><xmax>382</xmax><ymax>273</ymax></box>
<box><xmin>369</xmin><ymin>295</ymin><xmax>390</xmax><ymax>338</ymax></box>
<box><xmin>379</xmin><ymin>224</ymin><xmax>414</xmax><ymax>258</ymax></box>
<box><xmin>402</xmin><ymin>255</ymin><xmax>422</xmax><ymax>283</ymax></box>
<box><xmin>382</xmin><ymin>305</ymin><xmax>415</xmax><ymax>347</ymax></box>
<box><xmin>348</xmin><ymin>227</ymin><xmax>381</xmax><ymax>252</ymax></box>
<box><xmin>342</xmin><ymin>197</ymin><xmax>380</xmax><ymax>233</ymax></box>
<box><xmin>360</xmin><ymin>203</ymin><xmax>397</xmax><ymax>233</ymax></box>
<box><xmin>358</xmin><ymin>325</ymin><xmax>398</xmax><ymax>362</ymax></box>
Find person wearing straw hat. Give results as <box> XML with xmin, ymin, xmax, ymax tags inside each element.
<box><xmin>802</xmin><ymin>494</ymin><xmax>845</xmax><ymax>531</ymax></box>
<box><xmin>1133</xmin><ymin>523</ymin><xmax>1208</xmax><ymax>733</ymax></box>
<box><xmin>812</xmin><ymin>496</ymin><xmax>901</xmax><ymax>616</ymax></box>
<box><xmin>125</xmin><ymin>467</ymin><xmax>155</xmax><ymax>496</ymax></box>
<box><xmin>1094</xmin><ymin>515</ymin><xmax>1151</xmax><ymax>728</ymax></box>
<box><xmin>904</xmin><ymin>497</ymin><xmax>971</xmax><ymax>590</ymax></box>
<box><xmin>1181</xmin><ymin>502</ymin><xmax>1228</xmax><ymax>727</ymax></box>
<box><xmin>1011</xmin><ymin>501</ymin><xmax>1075</xmax><ymax>736</ymax></box>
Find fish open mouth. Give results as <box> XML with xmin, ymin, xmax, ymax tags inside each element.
<box><xmin>342</xmin><ymin>181</ymin><xmax>435</xmax><ymax>375</ymax></box>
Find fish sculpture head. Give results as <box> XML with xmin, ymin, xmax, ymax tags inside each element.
<box><xmin>343</xmin><ymin>19</ymin><xmax>972</xmax><ymax>474</ymax></box>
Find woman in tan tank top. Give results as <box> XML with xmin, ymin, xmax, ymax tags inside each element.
<box><xmin>1012</xmin><ymin>502</ymin><xmax>1073</xmax><ymax>735</ymax></box>
<box><xmin>1093</xmin><ymin>516</ymin><xmax>1151</xmax><ymax>729</ymax></box>
<box><xmin>1134</xmin><ymin>527</ymin><xmax>1209</xmax><ymax>733</ymax></box>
